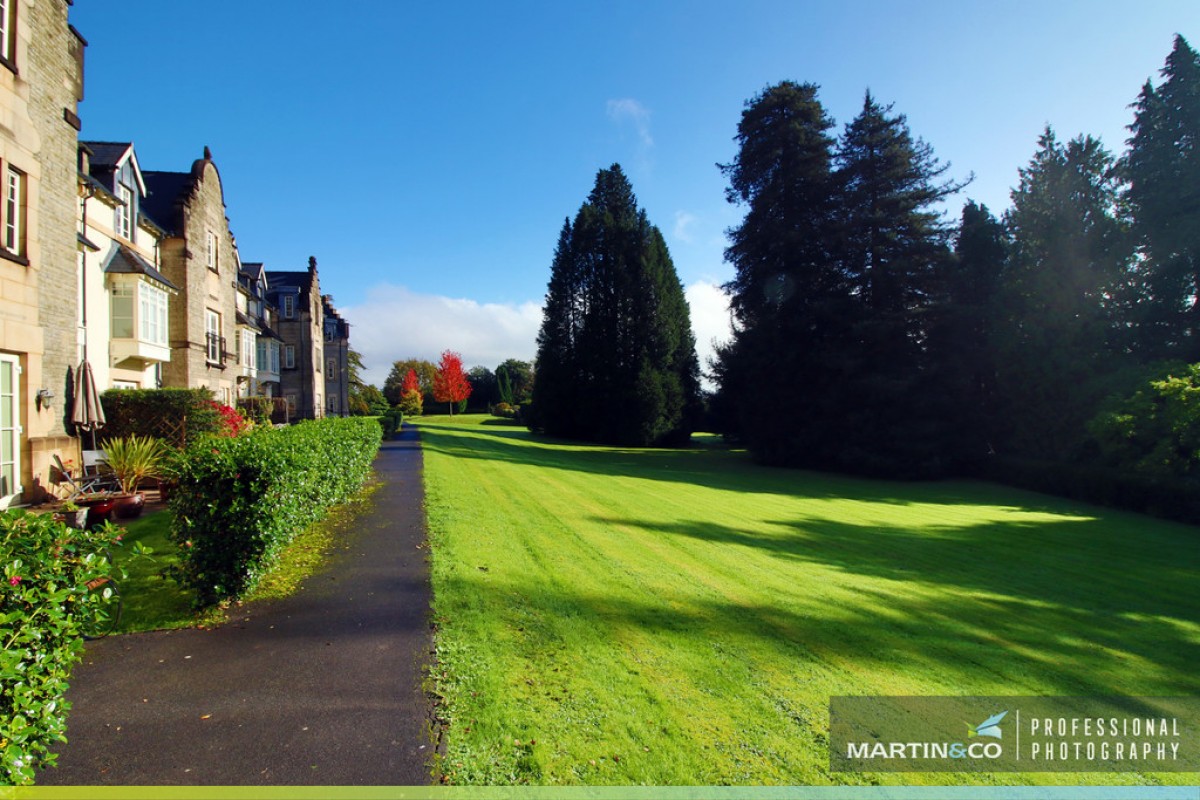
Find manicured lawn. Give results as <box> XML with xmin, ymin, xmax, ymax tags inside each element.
<box><xmin>419</xmin><ymin>415</ymin><xmax>1200</xmax><ymax>786</ymax></box>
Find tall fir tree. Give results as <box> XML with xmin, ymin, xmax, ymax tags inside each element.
<box><xmin>832</xmin><ymin>93</ymin><xmax>961</xmax><ymax>474</ymax></box>
<box><xmin>530</xmin><ymin>165</ymin><xmax>700</xmax><ymax>446</ymax></box>
<box><xmin>926</xmin><ymin>201</ymin><xmax>1009</xmax><ymax>464</ymax></box>
<box><xmin>999</xmin><ymin>128</ymin><xmax>1131</xmax><ymax>458</ymax></box>
<box><xmin>1126</xmin><ymin>34</ymin><xmax>1200</xmax><ymax>358</ymax></box>
<box><xmin>713</xmin><ymin>82</ymin><xmax>842</xmax><ymax>463</ymax></box>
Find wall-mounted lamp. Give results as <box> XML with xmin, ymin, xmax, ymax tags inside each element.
<box><xmin>36</xmin><ymin>388</ymin><xmax>55</xmax><ymax>410</ymax></box>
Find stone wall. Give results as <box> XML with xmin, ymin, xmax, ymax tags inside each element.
<box><xmin>159</xmin><ymin>156</ymin><xmax>239</xmax><ymax>404</ymax></box>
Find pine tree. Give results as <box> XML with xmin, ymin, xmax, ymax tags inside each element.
<box><xmin>713</xmin><ymin>82</ymin><xmax>841</xmax><ymax>463</ymax></box>
<box><xmin>999</xmin><ymin>128</ymin><xmax>1131</xmax><ymax>458</ymax></box>
<box><xmin>530</xmin><ymin>165</ymin><xmax>700</xmax><ymax>446</ymax></box>
<box><xmin>831</xmin><ymin>93</ymin><xmax>962</xmax><ymax>474</ymax></box>
<box><xmin>926</xmin><ymin>201</ymin><xmax>1009</xmax><ymax>464</ymax></box>
<box><xmin>1126</xmin><ymin>34</ymin><xmax>1200</xmax><ymax>357</ymax></box>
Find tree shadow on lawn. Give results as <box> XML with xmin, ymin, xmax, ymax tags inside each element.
<box><xmin>440</xmin><ymin>562</ymin><xmax>1200</xmax><ymax>702</ymax></box>
<box><xmin>419</xmin><ymin>423</ymin><xmax>1080</xmax><ymax>512</ymax></box>
<box><xmin>581</xmin><ymin>513</ymin><xmax>1200</xmax><ymax>694</ymax></box>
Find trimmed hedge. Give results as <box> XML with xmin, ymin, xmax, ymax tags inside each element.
<box><xmin>1</xmin><ymin>512</ymin><xmax>120</xmax><ymax>784</ymax></box>
<box><xmin>98</xmin><ymin>388</ymin><xmax>226</xmax><ymax>447</ymax></box>
<box><xmin>169</xmin><ymin>417</ymin><xmax>382</xmax><ymax>605</ymax></box>
<box><xmin>379</xmin><ymin>406</ymin><xmax>404</xmax><ymax>439</ymax></box>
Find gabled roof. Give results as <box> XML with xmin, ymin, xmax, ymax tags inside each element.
<box><xmin>81</xmin><ymin>140</ymin><xmax>146</xmax><ymax>196</ymax></box>
<box><xmin>101</xmin><ymin>244</ymin><xmax>178</xmax><ymax>292</ymax></box>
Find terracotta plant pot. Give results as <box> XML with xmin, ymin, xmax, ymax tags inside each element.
<box><xmin>111</xmin><ymin>492</ymin><xmax>145</xmax><ymax>520</ymax></box>
<box><xmin>77</xmin><ymin>495</ymin><xmax>116</xmax><ymax>527</ymax></box>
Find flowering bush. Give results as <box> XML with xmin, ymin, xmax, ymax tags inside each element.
<box><xmin>204</xmin><ymin>401</ymin><xmax>250</xmax><ymax>437</ymax></box>
<box><xmin>0</xmin><ymin>511</ymin><xmax>122</xmax><ymax>784</ymax></box>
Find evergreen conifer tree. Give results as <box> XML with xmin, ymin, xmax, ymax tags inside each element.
<box><xmin>831</xmin><ymin>93</ymin><xmax>961</xmax><ymax>474</ymax></box>
<box><xmin>1126</xmin><ymin>34</ymin><xmax>1200</xmax><ymax>358</ymax></box>
<box><xmin>530</xmin><ymin>165</ymin><xmax>700</xmax><ymax>446</ymax></box>
<box><xmin>999</xmin><ymin>128</ymin><xmax>1131</xmax><ymax>458</ymax></box>
<box><xmin>713</xmin><ymin>82</ymin><xmax>841</xmax><ymax>463</ymax></box>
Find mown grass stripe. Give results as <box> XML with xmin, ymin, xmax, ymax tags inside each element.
<box><xmin>421</xmin><ymin>416</ymin><xmax>1200</xmax><ymax>787</ymax></box>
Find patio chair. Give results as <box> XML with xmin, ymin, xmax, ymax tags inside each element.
<box><xmin>53</xmin><ymin>453</ymin><xmax>119</xmax><ymax>500</ymax></box>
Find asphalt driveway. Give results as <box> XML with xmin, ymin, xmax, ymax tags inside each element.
<box><xmin>43</xmin><ymin>425</ymin><xmax>434</xmax><ymax>786</ymax></box>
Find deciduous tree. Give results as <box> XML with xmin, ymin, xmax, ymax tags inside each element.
<box><xmin>433</xmin><ymin>351</ymin><xmax>472</xmax><ymax>416</ymax></box>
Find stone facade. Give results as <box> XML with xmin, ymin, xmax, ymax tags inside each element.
<box><xmin>322</xmin><ymin>295</ymin><xmax>350</xmax><ymax>417</ymax></box>
<box><xmin>0</xmin><ymin>0</ymin><xmax>83</xmax><ymax>505</ymax></box>
<box><xmin>142</xmin><ymin>150</ymin><xmax>241</xmax><ymax>406</ymax></box>
<box><xmin>267</xmin><ymin>258</ymin><xmax>325</xmax><ymax>421</ymax></box>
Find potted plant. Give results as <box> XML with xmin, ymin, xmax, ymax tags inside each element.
<box><xmin>54</xmin><ymin>499</ymin><xmax>90</xmax><ymax>530</ymax></box>
<box><xmin>102</xmin><ymin>435</ymin><xmax>166</xmax><ymax>520</ymax></box>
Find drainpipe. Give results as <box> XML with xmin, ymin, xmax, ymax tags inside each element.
<box><xmin>78</xmin><ymin>185</ymin><xmax>94</xmax><ymax>364</ymax></box>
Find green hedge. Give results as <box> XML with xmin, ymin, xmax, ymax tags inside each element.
<box><xmin>379</xmin><ymin>406</ymin><xmax>404</xmax><ymax>439</ymax></box>
<box><xmin>98</xmin><ymin>388</ymin><xmax>225</xmax><ymax>448</ymax></box>
<box><xmin>169</xmin><ymin>417</ymin><xmax>382</xmax><ymax>605</ymax></box>
<box><xmin>1</xmin><ymin>512</ymin><xmax>119</xmax><ymax>785</ymax></box>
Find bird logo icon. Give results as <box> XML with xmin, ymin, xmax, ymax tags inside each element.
<box><xmin>967</xmin><ymin>711</ymin><xmax>1008</xmax><ymax>739</ymax></box>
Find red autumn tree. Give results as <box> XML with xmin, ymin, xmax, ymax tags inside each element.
<box><xmin>401</xmin><ymin>369</ymin><xmax>421</xmax><ymax>396</ymax></box>
<box><xmin>398</xmin><ymin>368</ymin><xmax>424</xmax><ymax>416</ymax></box>
<box><xmin>432</xmin><ymin>350</ymin><xmax>472</xmax><ymax>416</ymax></box>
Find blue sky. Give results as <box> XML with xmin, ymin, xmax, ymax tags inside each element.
<box><xmin>71</xmin><ymin>1</ymin><xmax>1197</xmax><ymax>386</ymax></box>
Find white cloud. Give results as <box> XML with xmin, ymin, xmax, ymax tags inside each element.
<box><xmin>340</xmin><ymin>280</ymin><xmax>732</xmax><ymax>393</ymax></box>
<box><xmin>673</xmin><ymin>210</ymin><xmax>697</xmax><ymax>244</ymax></box>
<box><xmin>339</xmin><ymin>285</ymin><xmax>542</xmax><ymax>388</ymax></box>
<box><xmin>684</xmin><ymin>279</ymin><xmax>734</xmax><ymax>381</ymax></box>
<box><xmin>606</xmin><ymin>98</ymin><xmax>654</xmax><ymax>150</ymax></box>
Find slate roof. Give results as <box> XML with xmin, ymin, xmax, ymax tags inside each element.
<box><xmin>140</xmin><ymin>171</ymin><xmax>195</xmax><ymax>236</ymax></box>
<box><xmin>101</xmin><ymin>244</ymin><xmax>179</xmax><ymax>292</ymax></box>
<box><xmin>81</xmin><ymin>141</ymin><xmax>132</xmax><ymax>170</ymax></box>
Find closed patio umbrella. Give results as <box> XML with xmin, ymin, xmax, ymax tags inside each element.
<box><xmin>71</xmin><ymin>360</ymin><xmax>106</xmax><ymax>449</ymax></box>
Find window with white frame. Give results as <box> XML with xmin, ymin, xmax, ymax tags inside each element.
<box><xmin>138</xmin><ymin>282</ymin><xmax>168</xmax><ymax>346</ymax></box>
<box><xmin>327</xmin><ymin>358</ymin><xmax>337</xmax><ymax>378</ymax></box>
<box><xmin>269</xmin><ymin>341</ymin><xmax>280</xmax><ymax>373</ymax></box>
<box><xmin>0</xmin><ymin>355</ymin><xmax>21</xmax><ymax>500</ymax></box>
<box><xmin>282</xmin><ymin>294</ymin><xmax>295</xmax><ymax>319</ymax></box>
<box><xmin>284</xmin><ymin>393</ymin><xmax>297</xmax><ymax>416</ymax></box>
<box><xmin>256</xmin><ymin>339</ymin><xmax>266</xmax><ymax>372</ymax></box>
<box><xmin>205</xmin><ymin>310</ymin><xmax>221</xmax><ymax>363</ymax></box>
<box><xmin>115</xmin><ymin>183</ymin><xmax>133</xmax><ymax>240</ymax></box>
<box><xmin>206</xmin><ymin>230</ymin><xmax>217</xmax><ymax>271</ymax></box>
<box><xmin>284</xmin><ymin>344</ymin><xmax>295</xmax><ymax>369</ymax></box>
<box><xmin>4</xmin><ymin>166</ymin><xmax>25</xmax><ymax>258</ymax></box>
<box><xmin>0</xmin><ymin>0</ymin><xmax>15</xmax><ymax>67</ymax></box>
<box><xmin>111</xmin><ymin>284</ymin><xmax>135</xmax><ymax>339</ymax></box>
<box><xmin>241</xmin><ymin>330</ymin><xmax>256</xmax><ymax>368</ymax></box>
<box><xmin>328</xmin><ymin>395</ymin><xmax>338</xmax><ymax>414</ymax></box>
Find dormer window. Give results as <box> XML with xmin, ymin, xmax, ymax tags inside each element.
<box><xmin>115</xmin><ymin>183</ymin><xmax>133</xmax><ymax>240</ymax></box>
<box><xmin>282</xmin><ymin>294</ymin><xmax>295</xmax><ymax>319</ymax></box>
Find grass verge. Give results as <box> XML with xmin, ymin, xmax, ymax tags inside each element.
<box><xmin>420</xmin><ymin>415</ymin><xmax>1200</xmax><ymax>786</ymax></box>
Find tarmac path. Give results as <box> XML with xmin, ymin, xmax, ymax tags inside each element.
<box><xmin>43</xmin><ymin>425</ymin><xmax>434</xmax><ymax>786</ymax></box>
